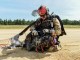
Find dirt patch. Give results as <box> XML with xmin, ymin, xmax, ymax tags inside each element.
<box><xmin>0</xmin><ymin>29</ymin><xmax>80</xmax><ymax>60</ymax></box>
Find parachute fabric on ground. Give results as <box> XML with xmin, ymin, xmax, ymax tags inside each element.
<box><xmin>7</xmin><ymin>34</ymin><xmax>22</xmax><ymax>49</ymax></box>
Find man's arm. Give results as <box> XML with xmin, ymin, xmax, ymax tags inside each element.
<box><xmin>53</xmin><ymin>18</ymin><xmax>61</xmax><ymax>35</ymax></box>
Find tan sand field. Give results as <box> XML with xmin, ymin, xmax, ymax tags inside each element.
<box><xmin>0</xmin><ymin>29</ymin><xmax>80</xmax><ymax>60</ymax></box>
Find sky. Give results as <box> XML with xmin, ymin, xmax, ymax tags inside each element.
<box><xmin>0</xmin><ymin>0</ymin><xmax>80</xmax><ymax>20</ymax></box>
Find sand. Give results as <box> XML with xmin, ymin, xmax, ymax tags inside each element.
<box><xmin>0</xmin><ymin>29</ymin><xmax>80</xmax><ymax>60</ymax></box>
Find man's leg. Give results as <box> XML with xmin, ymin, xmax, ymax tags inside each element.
<box><xmin>23</xmin><ymin>32</ymin><xmax>32</xmax><ymax>48</ymax></box>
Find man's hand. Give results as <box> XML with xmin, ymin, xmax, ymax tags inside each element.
<box><xmin>51</xmin><ymin>32</ymin><xmax>57</xmax><ymax>38</ymax></box>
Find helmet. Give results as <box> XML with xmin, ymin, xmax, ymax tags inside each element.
<box><xmin>31</xmin><ymin>5</ymin><xmax>49</xmax><ymax>16</ymax></box>
<box><xmin>38</xmin><ymin>5</ymin><xmax>47</xmax><ymax>15</ymax></box>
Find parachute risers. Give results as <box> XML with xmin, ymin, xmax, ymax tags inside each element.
<box><xmin>0</xmin><ymin>38</ymin><xmax>11</xmax><ymax>48</ymax></box>
<box><xmin>0</xmin><ymin>44</ymin><xmax>8</xmax><ymax>48</ymax></box>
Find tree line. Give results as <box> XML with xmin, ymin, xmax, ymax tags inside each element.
<box><xmin>0</xmin><ymin>18</ymin><xmax>80</xmax><ymax>25</ymax></box>
<box><xmin>62</xmin><ymin>19</ymin><xmax>80</xmax><ymax>25</ymax></box>
<box><xmin>0</xmin><ymin>19</ymin><xmax>34</xmax><ymax>25</ymax></box>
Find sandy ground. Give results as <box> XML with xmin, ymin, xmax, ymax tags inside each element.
<box><xmin>0</xmin><ymin>29</ymin><xmax>80</xmax><ymax>60</ymax></box>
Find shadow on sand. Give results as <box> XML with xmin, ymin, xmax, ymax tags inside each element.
<box><xmin>0</xmin><ymin>47</ymin><xmax>58</xmax><ymax>60</ymax></box>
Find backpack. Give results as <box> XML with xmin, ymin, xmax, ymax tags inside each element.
<box><xmin>50</xmin><ymin>14</ymin><xmax>66</xmax><ymax>36</ymax></box>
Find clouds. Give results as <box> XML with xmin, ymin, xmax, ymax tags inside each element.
<box><xmin>0</xmin><ymin>0</ymin><xmax>80</xmax><ymax>20</ymax></box>
<box><xmin>49</xmin><ymin>0</ymin><xmax>80</xmax><ymax>20</ymax></box>
<box><xmin>0</xmin><ymin>7</ymin><xmax>28</xmax><ymax>14</ymax></box>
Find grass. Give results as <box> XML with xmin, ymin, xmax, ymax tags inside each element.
<box><xmin>0</xmin><ymin>25</ymin><xmax>27</xmax><ymax>29</ymax></box>
<box><xmin>0</xmin><ymin>25</ymin><xmax>80</xmax><ymax>29</ymax></box>
<box><xmin>64</xmin><ymin>25</ymin><xmax>80</xmax><ymax>28</ymax></box>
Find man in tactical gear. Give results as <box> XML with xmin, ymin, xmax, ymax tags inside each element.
<box><xmin>33</xmin><ymin>5</ymin><xmax>66</xmax><ymax>44</ymax></box>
